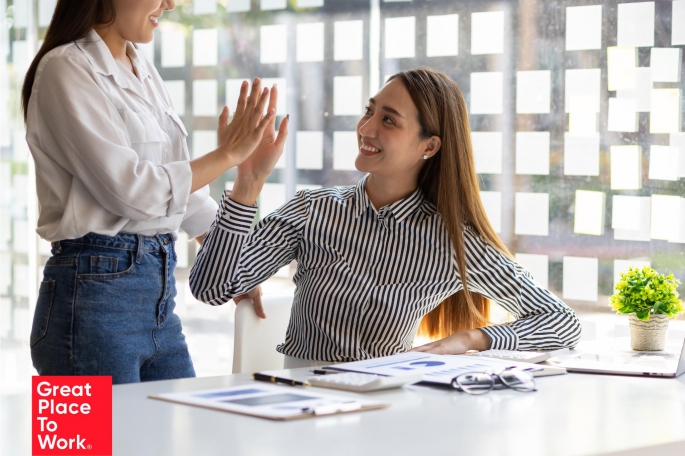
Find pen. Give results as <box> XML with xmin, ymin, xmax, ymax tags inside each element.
<box><xmin>252</xmin><ymin>373</ymin><xmax>311</xmax><ymax>387</ymax></box>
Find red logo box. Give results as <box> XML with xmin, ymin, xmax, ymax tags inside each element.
<box><xmin>32</xmin><ymin>376</ymin><xmax>112</xmax><ymax>455</ymax></box>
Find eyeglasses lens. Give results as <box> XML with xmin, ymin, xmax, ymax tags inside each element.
<box><xmin>455</xmin><ymin>373</ymin><xmax>494</xmax><ymax>395</ymax></box>
<box><xmin>499</xmin><ymin>370</ymin><xmax>536</xmax><ymax>392</ymax></box>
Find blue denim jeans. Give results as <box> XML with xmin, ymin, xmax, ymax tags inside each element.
<box><xmin>30</xmin><ymin>232</ymin><xmax>195</xmax><ymax>384</ymax></box>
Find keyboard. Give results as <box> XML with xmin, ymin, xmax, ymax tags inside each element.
<box><xmin>308</xmin><ymin>372</ymin><xmax>423</xmax><ymax>392</ymax></box>
<box><xmin>468</xmin><ymin>348</ymin><xmax>570</xmax><ymax>364</ymax></box>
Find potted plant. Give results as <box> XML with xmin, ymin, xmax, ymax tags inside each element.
<box><xmin>610</xmin><ymin>266</ymin><xmax>684</xmax><ymax>351</ymax></box>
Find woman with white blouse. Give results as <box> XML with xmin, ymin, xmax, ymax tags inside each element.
<box><xmin>190</xmin><ymin>68</ymin><xmax>582</xmax><ymax>368</ymax></box>
<box><xmin>23</xmin><ymin>0</ymin><xmax>288</xmax><ymax>384</ymax></box>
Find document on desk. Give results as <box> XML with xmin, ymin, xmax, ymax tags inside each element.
<box><xmin>324</xmin><ymin>353</ymin><xmax>566</xmax><ymax>386</ymax></box>
<box><xmin>149</xmin><ymin>383</ymin><xmax>389</xmax><ymax>421</ymax></box>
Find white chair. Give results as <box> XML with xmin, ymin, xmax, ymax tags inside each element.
<box><xmin>232</xmin><ymin>295</ymin><xmax>293</xmax><ymax>373</ymax></box>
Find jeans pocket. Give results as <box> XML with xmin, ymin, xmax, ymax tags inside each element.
<box><xmin>79</xmin><ymin>251</ymin><xmax>137</xmax><ymax>281</ymax></box>
<box><xmin>90</xmin><ymin>255</ymin><xmax>119</xmax><ymax>274</ymax></box>
<box><xmin>30</xmin><ymin>280</ymin><xmax>55</xmax><ymax>348</ymax></box>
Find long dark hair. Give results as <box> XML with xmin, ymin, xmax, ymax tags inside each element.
<box><xmin>388</xmin><ymin>68</ymin><xmax>514</xmax><ymax>340</ymax></box>
<box><xmin>21</xmin><ymin>0</ymin><xmax>116</xmax><ymax>121</ymax></box>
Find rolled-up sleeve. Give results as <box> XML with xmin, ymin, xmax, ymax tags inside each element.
<box><xmin>180</xmin><ymin>186</ymin><xmax>218</xmax><ymax>237</ymax></box>
<box><xmin>32</xmin><ymin>54</ymin><xmax>192</xmax><ymax>222</ymax></box>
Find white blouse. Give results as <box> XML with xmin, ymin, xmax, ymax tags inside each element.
<box><xmin>26</xmin><ymin>29</ymin><xmax>217</xmax><ymax>242</ymax></box>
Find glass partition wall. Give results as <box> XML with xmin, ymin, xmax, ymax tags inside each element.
<box><xmin>2</xmin><ymin>0</ymin><xmax>684</xmax><ymax>391</ymax></box>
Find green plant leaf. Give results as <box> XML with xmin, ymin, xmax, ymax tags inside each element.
<box><xmin>636</xmin><ymin>310</ymin><xmax>650</xmax><ymax>321</ymax></box>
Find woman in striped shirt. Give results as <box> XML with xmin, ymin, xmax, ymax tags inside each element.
<box><xmin>190</xmin><ymin>67</ymin><xmax>581</xmax><ymax>367</ymax></box>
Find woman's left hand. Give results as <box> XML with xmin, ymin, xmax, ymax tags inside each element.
<box><xmin>410</xmin><ymin>329</ymin><xmax>491</xmax><ymax>355</ymax></box>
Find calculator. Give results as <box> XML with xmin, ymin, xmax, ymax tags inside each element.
<box><xmin>308</xmin><ymin>372</ymin><xmax>424</xmax><ymax>392</ymax></box>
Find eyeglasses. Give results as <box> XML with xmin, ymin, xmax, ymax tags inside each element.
<box><xmin>451</xmin><ymin>367</ymin><xmax>539</xmax><ymax>395</ymax></box>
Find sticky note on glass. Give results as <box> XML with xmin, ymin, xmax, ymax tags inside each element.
<box><xmin>426</xmin><ymin>14</ymin><xmax>458</xmax><ymax>57</ymax></box>
<box><xmin>674</xmin><ymin>1</ymin><xmax>685</xmax><ymax>45</ymax></box>
<box><xmin>516</xmin><ymin>71</ymin><xmax>551</xmax><ymax>114</ymax></box>
<box><xmin>225</xmin><ymin>79</ymin><xmax>244</xmax><ymax>113</ymax></box>
<box><xmin>471</xmin><ymin>11</ymin><xmax>504</xmax><ymax>55</ymax></box>
<box><xmin>385</xmin><ymin>17</ymin><xmax>416</xmax><ymax>59</ymax></box>
<box><xmin>650</xmin><ymin>89</ymin><xmax>681</xmax><ymax>133</ymax></box>
<box><xmin>192</xmin><ymin>130</ymin><xmax>217</xmax><ymax>159</ymax></box>
<box><xmin>617</xmin><ymin>1</ymin><xmax>655</xmax><ymax>47</ymax></box>
<box><xmin>565</xmin><ymin>5</ymin><xmax>602</xmax><ymax>51</ymax></box>
<box><xmin>670</xmin><ymin>198</ymin><xmax>685</xmax><ymax>243</ymax></box>
<box><xmin>227</xmin><ymin>0</ymin><xmax>250</xmax><ymax>12</ymax></box>
<box><xmin>471</xmin><ymin>132</ymin><xmax>502</xmax><ymax>174</ymax></box>
<box><xmin>479</xmin><ymin>191</ymin><xmax>502</xmax><ymax>233</ymax></box>
<box><xmin>574</xmin><ymin>190</ymin><xmax>605</xmax><ymax>236</ymax></box>
<box><xmin>562</xmin><ymin>256</ymin><xmax>598</xmax><ymax>302</ymax></box>
<box><xmin>515</xmin><ymin>193</ymin><xmax>549</xmax><ymax>236</ymax></box>
<box><xmin>162</xmin><ymin>31</ymin><xmax>185</xmax><ymax>68</ymax></box>
<box><xmin>296</xmin><ymin>131</ymin><xmax>324</xmax><ymax>170</ymax></box>
<box><xmin>614</xmin><ymin>259</ymin><xmax>650</xmax><ymax>287</ymax></box>
<box><xmin>515</xmin><ymin>253</ymin><xmax>549</xmax><ymax>288</ymax></box>
<box><xmin>261</xmin><ymin>0</ymin><xmax>286</xmax><ymax>10</ymax></box>
<box><xmin>607</xmin><ymin>46</ymin><xmax>637</xmax><ymax>91</ymax></box>
<box><xmin>192</xmin><ymin>80</ymin><xmax>218</xmax><ymax>117</ymax></box>
<box><xmin>651</xmin><ymin>48</ymin><xmax>682</xmax><ymax>82</ymax></box>
<box><xmin>194</xmin><ymin>0</ymin><xmax>216</xmax><ymax>15</ymax></box>
<box><xmin>617</xmin><ymin>67</ymin><xmax>652</xmax><ymax>112</ymax></box>
<box><xmin>610</xmin><ymin>145</ymin><xmax>642</xmax><ymax>190</ymax></box>
<box><xmin>261</xmin><ymin>24</ymin><xmax>287</xmax><ymax>63</ymax></box>
<box><xmin>564</xmin><ymin>133</ymin><xmax>600</xmax><ymax>176</ymax></box>
<box><xmin>568</xmin><ymin>112</ymin><xmax>597</xmax><ymax>134</ymax></box>
<box><xmin>260</xmin><ymin>183</ymin><xmax>287</xmax><ymax>220</ymax></box>
<box><xmin>651</xmin><ymin>195</ymin><xmax>680</xmax><ymax>240</ymax></box>
<box><xmin>612</xmin><ymin>195</ymin><xmax>651</xmax><ymax>241</ymax></box>
<box><xmin>607</xmin><ymin>98</ymin><xmax>638</xmax><ymax>132</ymax></box>
<box><xmin>333</xmin><ymin>131</ymin><xmax>358</xmax><ymax>170</ymax></box>
<box><xmin>565</xmin><ymin>69</ymin><xmax>601</xmax><ymax>113</ymax></box>
<box><xmin>334</xmin><ymin>76</ymin><xmax>363</xmax><ymax>116</ymax></box>
<box><xmin>649</xmin><ymin>145</ymin><xmax>679</xmax><ymax>181</ymax></box>
<box><xmin>334</xmin><ymin>21</ymin><xmax>364</xmax><ymax>61</ymax></box>
<box><xmin>297</xmin><ymin>22</ymin><xmax>324</xmax><ymax>62</ymax></box>
<box><xmin>470</xmin><ymin>72</ymin><xmax>503</xmax><ymax>114</ymax></box>
<box><xmin>164</xmin><ymin>80</ymin><xmax>185</xmax><ymax>116</ymax></box>
<box><xmin>669</xmin><ymin>132</ymin><xmax>685</xmax><ymax>178</ymax></box>
<box><xmin>516</xmin><ymin>131</ymin><xmax>550</xmax><ymax>175</ymax></box>
<box><xmin>193</xmin><ymin>29</ymin><xmax>218</xmax><ymax>67</ymax></box>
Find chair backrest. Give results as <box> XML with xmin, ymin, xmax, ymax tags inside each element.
<box><xmin>232</xmin><ymin>295</ymin><xmax>293</xmax><ymax>374</ymax></box>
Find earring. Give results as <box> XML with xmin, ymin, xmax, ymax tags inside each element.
<box><xmin>423</xmin><ymin>154</ymin><xmax>428</xmax><ymax>160</ymax></box>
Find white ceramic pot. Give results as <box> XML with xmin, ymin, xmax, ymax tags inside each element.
<box><xmin>628</xmin><ymin>313</ymin><xmax>669</xmax><ymax>351</ymax></box>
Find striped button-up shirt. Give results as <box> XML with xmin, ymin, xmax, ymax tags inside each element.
<box><xmin>190</xmin><ymin>176</ymin><xmax>581</xmax><ymax>362</ymax></box>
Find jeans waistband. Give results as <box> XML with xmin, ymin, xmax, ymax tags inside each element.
<box><xmin>52</xmin><ymin>232</ymin><xmax>175</xmax><ymax>252</ymax></box>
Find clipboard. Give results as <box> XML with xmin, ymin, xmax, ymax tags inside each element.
<box><xmin>149</xmin><ymin>383</ymin><xmax>389</xmax><ymax>421</ymax></box>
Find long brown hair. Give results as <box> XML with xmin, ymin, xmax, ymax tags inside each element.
<box><xmin>21</xmin><ymin>0</ymin><xmax>116</xmax><ymax>121</ymax></box>
<box><xmin>388</xmin><ymin>68</ymin><xmax>514</xmax><ymax>340</ymax></box>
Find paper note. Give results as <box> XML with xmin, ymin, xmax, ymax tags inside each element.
<box><xmin>614</xmin><ymin>259</ymin><xmax>651</xmax><ymax>287</ymax></box>
<box><xmin>193</xmin><ymin>29</ymin><xmax>218</xmax><ymax>67</ymax></box>
<box><xmin>607</xmin><ymin>46</ymin><xmax>637</xmax><ymax>91</ymax></box>
<box><xmin>194</xmin><ymin>0</ymin><xmax>216</xmax><ymax>15</ymax></box>
<box><xmin>192</xmin><ymin>80</ymin><xmax>218</xmax><ymax>117</ymax></box>
<box><xmin>296</xmin><ymin>131</ymin><xmax>324</xmax><ymax>170</ymax></box>
<box><xmin>565</xmin><ymin>5</ymin><xmax>602</xmax><ymax>51</ymax></box>
<box><xmin>161</xmin><ymin>31</ymin><xmax>185</xmax><ymax>68</ymax></box>
<box><xmin>471</xmin><ymin>132</ymin><xmax>502</xmax><ymax>174</ymax></box>
<box><xmin>334</xmin><ymin>21</ymin><xmax>364</xmax><ymax>61</ymax></box>
<box><xmin>261</xmin><ymin>0</ymin><xmax>286</xmax><ymax>10</ymax></box>
<box><xmin>617</xmin><ymin>1</ymin><xmax>654</xmax><ymax>47</ymax></box>
<box><xmin>426</xmin><ymin>14</ymin><xmax>459</xmax><ymax>57</ymax></box>
<box><xmin>333</xmin><ymin>131</ymin><xmax>358</xmax><ymax>170</ymax></box>
<box><xmin>260</xmin><ymin>24</ymin><xmax>287</xmax><ymax>63</ymax></box>
<box><xmin>516</xmin><ymin>132</ymin><xmax>550</xmax><ymax>175</ymax></box>
<box><xmin>674</xmin><ymin>1</ymin><xmax>685</xmax><ymax>45</ymax></box>
<box><xmin>479</xmin><ymin>191</ymin><xmax>502</xmax><ymax>233</ymax></box>
<box><xmin>669</xmin><ymin>132</ymin><xmax>685</xmax><ymax>178</ymax></box>
<box><xmin>568</xmin><ymin>113</ymin><xmax>597</xmax><ymax>133</ymax></box>
<box><xmin>650</xmin><ymin>89</ymin><xmax>681</xmax><ymax>134</ymax></box>
<box><xmin>617</xmin><ymin>67</ymin><xmax>652</xmax><ymax>112</ymax></box>
<box><xmin>610</xmin><ymin>145</ymin><xmax>642</xmax><ymax>190</ymax></box>
<box><xmin>607</xmin><ymin>98</ymin><xmax>637</xmax><ymax>132</ymax></box>
<box><xmin>515</xmin><ymin>193</ymin><xmax>549</xmax><ymax>236</ymax></box>
<box><xmin>471</xmin><ymin>11</ymin><xmax>504</xmax><ymax>55</ymax></box>
<box><xmin>260</xmin><ymin>183</ymin><xmax>287</xmax><ymax>219</ymax></box>
<box><xmin>564</xmin><ymin>133</ymin><xmax>600</xmax><ymax>176</ymax></box>
<box><xmin>648</xmin><ymin>145</ymin><xmax>679</xmax><ymax>181</ymax></box>
<box><xmin>565</xmin><ymin>69</ymin><xmax>601</xmax><ymax>113</ymax></box>
<box><xmin>563</xmin><ymin>256</ymin><xmax>598</xmax><ymax>302</ymax></box>
<box><xmin>651</xmin><ymin>195</ymin><xmax>680</xmax><ymax>240</ymax></box>
<box><xmin>38</xmin><ymin>0</ymin><xmax>57</xmax><ymax>27</ymax></box>
<box><xmin>612</xmin><ymin>195</ymin><xmax>651</xmax><ymax>242</ymax></box>
<box><xmin>516</xmin><ymin>71</ymin><xmax>551</xmax><ymax>114</ymax></box>
<box><xmin>227</xmin><ymin>0</ymin><xmax>250</xmax><ymax>12</ymax></box>
<box><xmin>164</xmin><ymin>80</ymin><xmax>185</xmax><ymax>116</ymax></box>
<box><xmin>515</xmin><ymin>253</ymin><xmax>549</xmax><ymax>288</ymax></box>
<box><xmin>334</xmin><ymin>76</ymin><xmax>363</xmax><ymax>116</ymax></box>
<box><xmin>470</xmin><ymin>72</ymin><xmax>503</xmax><ymax>114</ymax></box>
<box><xmin>651</xmin><ymin>48</ymin><xmax>682</xmax><ymax>82</ymax></box>
<box><xmin>297</xmin><ymin>22</ymin><xmax>324</xmax><ymax>62</ymax></box>
<box><xmin>298</xmin><ymin>0</ymin><xmax>324</xmax><ymax>6</ymax></box>
<box><xmin>192</xmin><ymin>130</ymin><xmax>216</xmax><ymax>160</ymax></box>
<box><xmin>385</xmin><ymin>17</ymin><xmax>416</xmax><ymax>59</ymax></box>
<box><xmin>574</xmin><ymin>190</ymin><xmax>605</xmax><ymax>236</ymax></box>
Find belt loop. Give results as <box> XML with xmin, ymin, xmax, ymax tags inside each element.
<box><xmin>51</xmin><ymin>240</ymin><xmax>61</xmax><ymax>254</ymax></box>
<box><xmin>135</xmin><ymin>235</ymin><xmax>144</xmax><ymax>264</ymax></box>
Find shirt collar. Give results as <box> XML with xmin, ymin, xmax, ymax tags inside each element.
<box><xmin>76</xmin><ymin>30</ymin><xmax>152</xmax><ymax>82</ymax></box>
<box><xmin>353</xmin><ymin>175</ymin><xmax>426</xmax><ymax>223</ymax></box>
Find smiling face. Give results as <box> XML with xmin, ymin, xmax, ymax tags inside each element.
<box><xmin>355</xmin><ymin>79</ymin><xmax>441</xmax><ymax>180</ymax></box>
<box><xmin>111</xmin><ymin>0</ymin><xmax>174</xmax><ymax>44</ymax></box>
